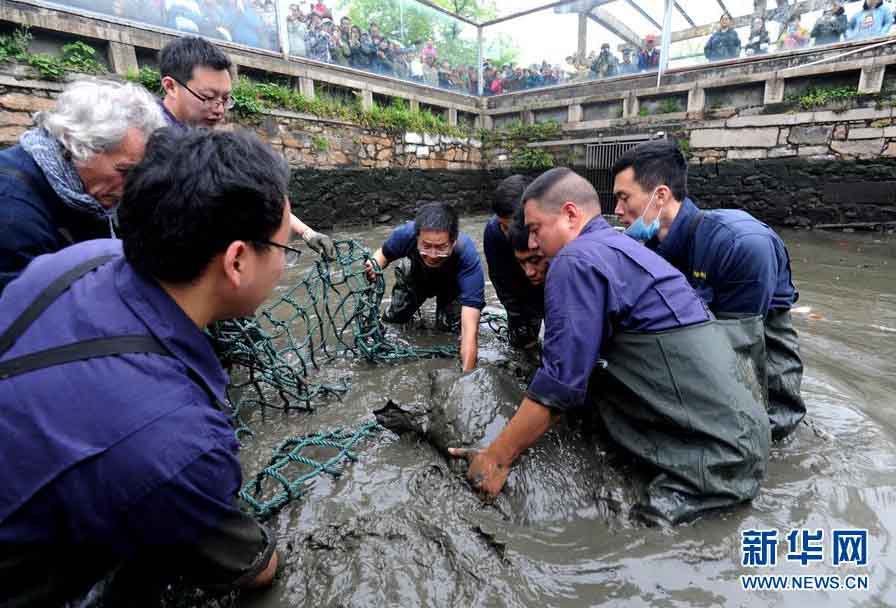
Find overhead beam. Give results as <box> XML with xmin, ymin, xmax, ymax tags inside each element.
<box><xmin>673</xmin><ymin>1</ymin><xmax>696</xmax><ymax>27</ymax></box>
<box><xmin>587</xmin><ymin>9</ymin><xmax>642</xmax><ymax>50</ymax></box>
<box><xmin>623</xmin><ymin>0</ymin><xmax>662</xmax><ymax>31</ymax></box>
<box><xmin>715</xmin><ymin>0</ymin><xmax>730</xmax><ymax>17</ymax></box>
<box><xmin>481</xmin><ymin>0</ymin><xmax>605</xmax><ymax>27</ymax></box>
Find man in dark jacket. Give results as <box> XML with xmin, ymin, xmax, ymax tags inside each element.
<box><xmin>483</xmin><ymin>175</ymin><xmax>543</xmax><ymax>348</ymax></box>
<box><xmin>812</xmin><ymin>1</ymin><xmax>848</xmax><ymax>45</ymax></box>
<box><xmin>0</xmin><ymin>79</ymin><xmax>165</xmax><ymax>295</ymax></box>
<box><xmin>0</xmin><ymin>128</ymin><xmax>284</xmax><ymax>606</ymax></box>
<box><xmin>612</xmin><ymin>140</ymin><xmax>806</xmax><ymax>441</ymax></box>
<box><xmin>705</xmin><ymin>14</ymin><xmax>742</xmax><ymax>61</ymax></box>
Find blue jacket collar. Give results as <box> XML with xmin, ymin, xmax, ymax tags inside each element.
<box><xmin>654</xmin><ymin>198</ymin><xmax>699</xmax><ymax>268</ymax></box>
<box><xmin>114</xmin><ymin>259</ymin><xmax>229</xmax><ymax>404</ymax></box>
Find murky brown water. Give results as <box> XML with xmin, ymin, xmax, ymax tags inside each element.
<box><xmin>235</xmin><ymin>218</ymin><xmax>896</xmax><ymax>607</ymax></box>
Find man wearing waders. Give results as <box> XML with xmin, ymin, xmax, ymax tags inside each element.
<box><xmin>483</xmin><ymin>175</ymin><xmax>544</xmax><ymax>349</ymax></box>
<box><xmin>365</xmin><ymin>202</ymin><xmax>486</xmax><ymax>372</ymax></box>
<box><xmin>612</xmin><ymin>140</ymin><xmax>805</xmax><ymax>441</ymax></box>
<box><xmin>0</xmin><ymin>129</ymin><xmax>284</xmax><ymax>605</ymax></box>
<box><xmin>450</xmin><ymin>168</ymin><xmax>771</xmax><ymax>525</ymax></box>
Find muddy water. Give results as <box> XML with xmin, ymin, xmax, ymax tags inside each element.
<box><xmin>237</xmin><ymin>218</ymin><xmax>896</xmax><ymax>607</ymax></box>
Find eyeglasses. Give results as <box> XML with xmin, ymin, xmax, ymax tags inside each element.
<box><xmin>263</xmin><ymin>240</ymin><xmax>303</xmax><ymax>266</ymax></box>
<box><xmin>417</xmin><ymin>242</ymin><xmax>454</xmax><ymax>258</ymax></box>
<box><xmin>171</xmin><ymin>77</ymin><xmax>235</xmax><ymax>110</ymax></box>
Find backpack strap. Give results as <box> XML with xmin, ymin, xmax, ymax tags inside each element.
<box><xmin>0</xmin><ymin>335</ymin><xmax>169</xmax><ymax>380</ymax></box>
<box><xmin>0</xmin><ymin>255</ymin><xmax>116</xmax><ymax>356</ymax></box>
<box><xmin>0</xmin><ymin>254</ymin><xmax>172</xmax><ymax>380</ymax></box>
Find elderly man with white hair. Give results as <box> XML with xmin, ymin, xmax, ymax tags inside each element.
<box><xmin>0</xmin><ymin>79</ymin><xmax>165</xmax><ymax>294</ymax></box>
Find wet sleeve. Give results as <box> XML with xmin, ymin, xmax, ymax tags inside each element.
<box><xmin>526</xmin><ymin>255</ymin><xmax>607</xmax><ymax>412</ymax></box>
<box><xmin>456</xmin><ymin>240</ymin><xmax>486</xmax><ymax>310</ymax></box>
<box><xmin>120</xmin><ymin>443</ymin><xmax>275</xmax><ymax>588</ymax></box>
<box><xmin>381</xmin><ymin>222</ymin><xmax>414</xmax><ymax>262</ymax></box>
<box><xmin>711</xmin><ymin>233</ymin><xmax>778</xmax><ymax>316</ymax></box>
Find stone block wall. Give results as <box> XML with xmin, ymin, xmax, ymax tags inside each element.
<box><xmin>690</xmin><ymin>158</ymin><xmax>896</xmax><ymax>227</ymax></box>
<box><xmin>688</xmin><ymin>106</ymin><xmax>896</xmax><ymax>162</ymax></box>
<box><xmin>247</xmin><ymin>111</ymin><xmax>482</xmax><ymax>172</ymax></box>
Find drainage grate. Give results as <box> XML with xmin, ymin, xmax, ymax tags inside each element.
<box><xmin>585</xmin><ymin>135</ymin><xmax>664</xmax><ymax>215</ymax></box>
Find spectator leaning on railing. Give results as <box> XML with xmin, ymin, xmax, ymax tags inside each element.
<box><xmin>704</xmin><ymin>13</ymin><xmax>742</xmax><ymax>61</ymax></box>
<box><xmin>812</xmin><ymin>1</ymin><xmax>848</xmax><ymax>45</ymax></box>
<box><xmin>847</xmin><ymin>0</ymin><xmax>894</xmax><ymax>40</ymax></box>
<box><xmin>778</xmin><ymin>13</ymin><xmax>810</xmax><ymax>49</ymax></box>
<box><xmin>745</xmin><ymin>16</ymin><xmax>771</xmax><ymax>55</ymax></box>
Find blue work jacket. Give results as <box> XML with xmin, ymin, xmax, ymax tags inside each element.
<box><xmin>651</xmin><ymin>198</ymin><xmax>797</xmax><ymax>316</ymax></box>
<box><xmin>0</xmin><ymin>239</ymin><xmax>243</xmax><ymax>558</ymax></box>
<box><xmin>527</xmin><ymin>216</ymin><xmax>709</xmax><ymax>411</ymax></box>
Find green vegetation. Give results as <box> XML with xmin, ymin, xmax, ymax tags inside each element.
<box><xmin>311</xmin><ymin>134</ymin><xmax>330</xmax><ymax>152</ymax></box>
<box><xmin>786</xmin><ymin>86</ymin><xmax>860</xmax><ymax>110</ymax></box>
<box><xmin>0</xmin><ymin>28</ymin><xmax>105</xmax><ymax>81</ymax></box>
<box><xmin>125</xmin><ymin>66</ymin><xmax>163</xmax><ymax>96</ymax></box>
<box><xmin>481</xmin><ymin>120</ymin><xmax>560</xmax><ymax>169</ymax></box>
<box><xmin>658</xmin><ymin>98</ymin><xmax>684</xmax><ymax>114</ymax></box>
<box><xmin>126</xmin><ymin>68</ymin><xmax>468</xmax><ymax>136</ymax></box>
<box><xmin>338</xmin><ymin>0</ymin><xmax>519</xmax><ymax>68</ymax></box>
<box><xmin>677</xmin><ymin>138</ymin><xmax>691</xmax><ymax>159</ymax></box>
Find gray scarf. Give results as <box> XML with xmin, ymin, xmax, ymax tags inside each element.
<box><xmin>20</xmin><ymin>128</ymin><xmax>116</xmax><ymax>236</ymax></box>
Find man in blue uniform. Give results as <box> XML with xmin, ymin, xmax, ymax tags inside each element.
<box><xmin>365</xmin><ymin>202</ymin><xmax>485</xmax><ymax>372</ymax></box>
<box><xmin>483</xmin><ymin>175</ymin><xmax>543</xmax><ymax>348</ymax></box>
<box><xmin>612</xmin><ymin>140</ymin><xmax>805</xmax><ymax>441</ymax></box>
<box><xmin>0</xmin><ymin>128</ymin><xmax>288</xmax><ymax>604</ymax></box>
<box><xmin>158</xmin><ymin>36</ymin><xmax>334</xmax><ymax>258</ymax></box>
<box><xmin>450</xmin><ymin>168</ymin><xmax>771</xmax><ymax>524</ymax></box>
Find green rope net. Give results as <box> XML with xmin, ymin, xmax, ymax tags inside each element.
<box><xmin>207</xmin><ymin>240</ymin><xmax>507</xmax><ymax>518</ymax></box>
<box><xmin>239</xmin><ymin>421</ymin><xmax>383</xmax><ymax>519</ymax></box>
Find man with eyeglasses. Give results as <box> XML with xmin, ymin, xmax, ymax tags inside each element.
<box><xmin>159</xmin><ymin>36</ymin><xmax>234</xmax><ymax>130</ymax></box>
<box><xmin>364</xmin><ymin>202</ymin><xmax>486</xmax><ymax>371</ymax></box>
<box><xmin>158</xmin><ymin>36</ymin><xmax>335</xmax><ymax>258</ymax></box>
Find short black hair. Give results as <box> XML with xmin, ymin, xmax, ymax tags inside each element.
<box><xmin>610</xmin><ymin>139</ymin><xmax>688</xmax><ymax>202</ymax></box>
<box><xmin>492</xmin><ymin>174</ymin><xmax>530</xmax><ymax>218</ymax></box>
<box><xmin>508</xmin><ymin>207</ymin><xmax>531</xmax><ymax>252</ymax></box>
<box><xmin>521</xmin><ymin>167</ymin><xmax>600</xmax><ymax>212</ymax></box>
<box><xmin>160</xmin><ymin>36</ymin><xmax>232</xmax><ymax>84</ymax></box>
<box><xmin>119</xmin><ymin>127</ymin><xmax>289</xmax><ymax>283</ymax></box>
<box><xmin>414</xmin><ymin>202</ymin><xmax>459</xmax><ymax>241</ymax></box>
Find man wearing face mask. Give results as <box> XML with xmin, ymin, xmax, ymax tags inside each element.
<box><xmin>364</xmin><ymin>202</ymin><xmax>485</xmax><ymax>371</ymax></box>
<box><xmin>449</xmin><ymin>168</ymin><xmax>770</xmax><ymax>525</ymax></box>
<box><xmin>612</xmin><ymin>140</ymin><xmax>805</xmax><ymax>441</ymax></box>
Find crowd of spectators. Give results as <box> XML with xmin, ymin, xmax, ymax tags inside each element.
<box><xmin>705</xmin><ymin>0</ymin><xmax>895</xmax><ymax>61</ymax></box>
<box><xmin>54</xmin><ymin>0</ymin><xmax>896</xmax><ymax>95</ymax></box>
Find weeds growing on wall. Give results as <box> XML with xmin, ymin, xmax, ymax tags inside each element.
<box><xmin>127</xmin><ymin>69</ymin><xmax>469</xmax><ymax>136</ymax></box>
<box><xmin>0</xmin><ymin>28</ymin><xmax>105</xmax><ymax>81</ymax></box>
<box><xmin>786</xmin><ymin>86</ymin><xmax>860</xmax><ymax>110</ymax></box>
<box><xmin>480</xmin><ymin>120</ymin><xmax>560</xmax><ymax>169</ymax></box>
